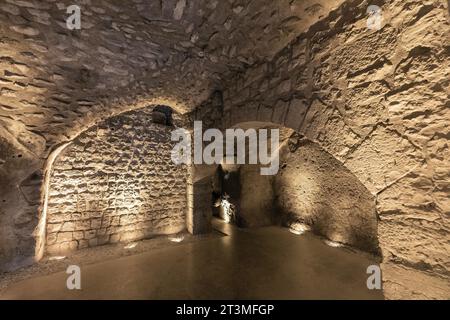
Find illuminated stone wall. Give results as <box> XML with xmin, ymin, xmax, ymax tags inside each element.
<box><xmin>276</xmin><ymin>134</ymin><xmax>379</xmax><ymax>254</ymax></box>
<box><xmin>0</xmin><ymin>0</ymin><xmax>341</xmax><ymax>270</ymax></box>
<box><xmin>218</xmin><ymin>0</ymin><xmax>449</xmax><ymax>299</ymax></box>
<box><xmin>45</xmin><ymin>109</ymin><xmax>188</xmax><ymax>254</ymax></box>
<box><xmin>0</xmin><ymin>126</ymin><xmax>44</xmax><ymax>271</ymax></box>
<box><xmin>0</xmin><ymin>0</ymin><xmax>447</xmax><ymax>299</ymax></box>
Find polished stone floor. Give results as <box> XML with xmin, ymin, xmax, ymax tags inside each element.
<box><xmin>0</xmin><ymin>219</ymin><xmax>384</xmax><ymax>300</ymax></box>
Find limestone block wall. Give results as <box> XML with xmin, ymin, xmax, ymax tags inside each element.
<box><xmin>45</xmin><ymin>109</ymin><xmax>188</xmax><ymax>254</ymax></box>
<box><xmin>218</xmin><ymin>0</ymin><xmax>449</xmax><ymax>299</ymax></box>
<box><xmin>0</xmin><ymin>0</ymin><xmax>351</xmax><ymax>273</ymax></box>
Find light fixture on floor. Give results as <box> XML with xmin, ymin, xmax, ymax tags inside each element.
<box><xmin>289</xmin><ymin>222</ymin><xmax>310</xmax><ymax>235</ymax></box>
<box><xmin>168</xmin><ymin>234</ymin><xmax>185</xmax><ymax>243</ymax></box>
<box><xmin>124</xmin><ymin>242</ymin><xmax>138</xmax><ymax>249</ymax></box>
<box><xmin>324</xmin><ymin>240</ymin><xmax>343</xmax><ymax>248</ymax></box>
<box><xmin>49</xmin><ymin>256</ymin><xmax>66</xmax><ymax>261</ymax></box>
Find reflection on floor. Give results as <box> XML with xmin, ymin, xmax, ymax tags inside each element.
<box><xmin>0</xmin><ymin>219</ymin><xmax>384</xmax><ymax>300</ymax></box>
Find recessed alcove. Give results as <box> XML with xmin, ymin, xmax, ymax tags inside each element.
<box><xmin>0</xmin><ymin>0</ymin><xmax>448</xmax><ymax>300</ymax></box>
<box><xmin>40</xmin><ymin>107</ymin><xmax>189</xmax><ymax>255</ymax></box>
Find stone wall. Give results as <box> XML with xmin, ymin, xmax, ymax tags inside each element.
<box><xmin>0</xmin><ymin>0</ymin><xmax>343</xmax><ymax>149</ymax></box>
<box><xmin>276</xmin><ymin>134</ymin><xmax>379</xmax><ymax>254</ymax></box>
<box><xmin>45</xmin><ymin>109</ymin><xmax>188</xmax><ymax>254</ymax></box>
<box><xmin>187</xmin><ymin>170</ymin><xmax>214</xmax><ymax>235</ymax></box>
<box><xmin>239</xmin><ymin>165</ymin><xmax>275</xmax><ymax>228</ymax></box>
<box><xmin>218</xmin><ymin>0</ymin><xmax>449</xmax><ymax>299</ymax></box>
<box><xmin>0</xmin><ymin>0</ymin><xmax>447</xmax><ymax>299</ymax></box>
<box><xmin>0</xmin><ymin>125</ymin><xmax>45</xmax><ymax>271</ymax></box>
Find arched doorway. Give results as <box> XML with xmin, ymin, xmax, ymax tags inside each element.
<box><xmin>39</xmin><ymin>106</ymin><xmax>191</xmax><ymax>256</ymax></box>
<box><xmin>211</xmin><ymin>121</ymin><xmax>379</xmax><ymax>254</ymax></box>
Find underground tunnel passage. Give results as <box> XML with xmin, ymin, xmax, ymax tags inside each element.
<box><xmin>0</xmin><ymin>0</ymin><xmax>449</xmax><ymax>302</ymax></box>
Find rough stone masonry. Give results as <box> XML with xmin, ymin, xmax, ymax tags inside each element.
<box><xmin>0</xmin><ymin>0</ymin><xmax>449</xmax><ymax>300</ymax></box>
<box><xmin>216</xmin><ymin>0</ymin><xmax>450</xmax><ymax>299</ymax></box>
<box><xmin>45</xmin><ymin>109</ymin><xmax>188</xmax><ymax>255</ymax></box>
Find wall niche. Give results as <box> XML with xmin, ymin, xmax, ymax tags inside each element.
<box><xmin>45</xmin><ymin>108</ymin><xmax>188</xmax><ymax>255</ymax></box>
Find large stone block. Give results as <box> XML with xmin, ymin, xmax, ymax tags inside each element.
<box><xmin>345</xmin><ymin>126</ymin><xmax>421</xmax><ymax>194</ymax></box>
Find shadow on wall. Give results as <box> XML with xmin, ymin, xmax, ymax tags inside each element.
<box><xmin>275</xmin><ymin>133</ymin><xmax>380</xmax><ymax>255</ymax></box>
<box><xmin>0</xmin><ymin>125</ymin><xmax>46</xmax><ymax>272</ymax></box>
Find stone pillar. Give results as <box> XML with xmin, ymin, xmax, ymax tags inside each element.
<box><xmin>186</xmin><ymin>165</ymin><xmax>216</xmax><ymax>235</ymax></box>
<box><xmin>0</xmin><ymin>125</ymin><xmax>46</xmax><ymax>271</ymax></box>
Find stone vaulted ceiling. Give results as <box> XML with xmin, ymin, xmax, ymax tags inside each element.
<box><xmin>0</xmin><ymin>0</ymin><xmax>344</xmax><ymax>151</ymax></box>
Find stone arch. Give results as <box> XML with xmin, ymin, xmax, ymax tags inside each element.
<box><xmin>0</xmin><ymin>96</ymin><xmax>192</xmax><ymax>271</ymax></box>
<box><xmin>214</xmin><ymin>4</ymin><xmax>450</xmax><ymax>293</ymax></box>
<box><xmin>0</xmin><ymin>104</ymin><xmax>192</xmax><ymax>270</ymax></box>
<box><xmin>0</xmin><ymin>0</ymin><xmax>447</xmax><ymax>300</ymax></box>
<box><xmin>214</xmin><ymin>4</ymin><xmax>450</xmax><ymax>300</ymax></box>
<box><xmin>0</xmin><ymin>124</ymin><xmax>46</xmax><ymax>271</ymax></box>
<box><xmin>39</xmin><ymin>106</ymin><xmax>190</xmax><ymax>256</ymax></box>
<box><xmin>218</xmin><ymin>120</ymin><xmax>379</xmax><ymax>254</ymax></box>
<box><xmin>225</xmin><ymin>103</ymin><xmax>374</xmax><ymax>189</ymax></box>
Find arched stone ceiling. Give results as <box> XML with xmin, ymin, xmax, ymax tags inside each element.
<box><xmin>0</xmin><ymin>0</ymin><xmax>344</xmax><ymax>150</ymax></box>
